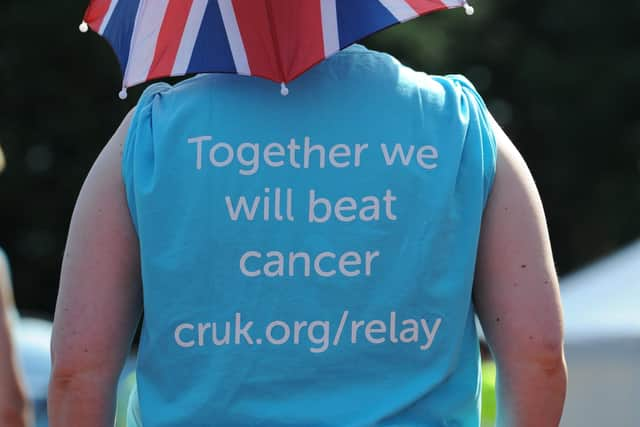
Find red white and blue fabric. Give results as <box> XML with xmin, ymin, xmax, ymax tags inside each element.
<box><xmin>83</xmin><ymin>0</ymin><xmax>467</xmax><ymax>90</ymax></box>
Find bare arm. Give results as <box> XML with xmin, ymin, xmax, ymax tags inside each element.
<box><xmin>48</xmin><ymin>110</ymin><xmax>141</xmax><ymax>427</ymax></box>
<box><xmin>0</xmin><ymin>251</ymin><xmax>32</xmax><ymax>426</ymax></box>
<box><xmin>474</xmin><ymin>118</ymin><xmax>567</xmax><ymax>426</ymax></box>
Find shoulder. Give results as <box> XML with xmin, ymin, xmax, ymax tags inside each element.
<box><xmin>130</xmin><ymin>75</ymin><xmax>215</xmax><ymax>110</ymax></box>
<box><xmin>348</xmin><ymin>46</ymin><xmax>488</xmax><ymax>110</ymax></box>
<box><xmin>480</xmin><ymin>114</ymin><xmax>546</xmax><ymax>247</ymax></box>
<box><xmin>0</xmin><ymin>247</ymin><xmax>9</xmax><ymax>285</ymax></box>
<box><xmin>82</xmin><ymin>107</ymin><xmax>136</xmax><ymax>194</ymax></box>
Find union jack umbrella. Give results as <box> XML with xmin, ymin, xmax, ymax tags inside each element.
<box><xmin>80</xmin><ymin>0</ymin><xmax>475</xmax><ymax>98</ymax></box>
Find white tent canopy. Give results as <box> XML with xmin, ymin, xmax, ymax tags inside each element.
<box><xmin>562</xmin><ymin>239</ymin><xmax>640</xmax><ymax>341</ymax></box>
<box><xmin>560</xmin><ymin>239</ymin><xmax>640</xmax><ymax>427</ymax></box>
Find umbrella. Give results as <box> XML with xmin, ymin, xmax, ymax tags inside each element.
<box><xmin>79</xmin><ymin>0</ymin><xmax>475</xmax><ymax>98</ymax></box>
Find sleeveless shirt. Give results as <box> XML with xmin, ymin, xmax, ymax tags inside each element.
<box><xmin>123</xmin><ymin>44</ymin><xmax>496</xmax><ymax>426</ymax></box>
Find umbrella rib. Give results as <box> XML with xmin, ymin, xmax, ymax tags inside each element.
<box><xmin>264</xmin><ymin>0</ymin><xmax>285</xmax><ymax>82</ymax></box>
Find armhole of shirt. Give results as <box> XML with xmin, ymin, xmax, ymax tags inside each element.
<box><xmin>447</xmin><ymin>75</ymin><xmax>498</xmax><ymax>208</ymax></box>
<box><xmin>121</xmin><ymin>83</ymin><xmax>173</xmax><ymax>232</ymax></box>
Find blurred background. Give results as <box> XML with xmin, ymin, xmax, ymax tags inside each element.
<box><xmin>0</xmin><ymin>0</ymin><xmax>638</xmax><ymax>426</ymax></box>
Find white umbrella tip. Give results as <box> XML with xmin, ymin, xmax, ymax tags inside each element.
<box><xmin>118</xmin><ymin>88</ymin><xmax>128</xmax><ymax>100</ymax></box>
<box><xmin>463</xmin><ymin>2</ymin><xmax>475</xmax><ymax>15</ymax></box>
<box><xmin>79</xmin><ymin>21</ymin><xmax>89</xmax><ymax>33</ymax></box>
<box><xmin>280</xmin><ymin>82</ymin><xmax>289</xmax><ymax>96</ymax></box>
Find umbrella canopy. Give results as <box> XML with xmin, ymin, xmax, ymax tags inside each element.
<box><xmin>80</xmin><ymin>0</ymin><xmax>474</xmax><ymax>98</ymax></box>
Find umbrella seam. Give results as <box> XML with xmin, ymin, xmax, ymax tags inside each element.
<box><xmin>265</xmin><ymin>1</ymin><xmax>285</xmax><ymax>82</ymax></box>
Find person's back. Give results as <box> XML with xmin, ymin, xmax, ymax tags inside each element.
<box><xmin>122</xmin><ymin>45</ymin><xmax>495</xmax><ymax>426</ymax></box>
<box><xmin>49</xmin><ymin>45</ymin><xmax>567</xmax><ymax>427</ymax></box>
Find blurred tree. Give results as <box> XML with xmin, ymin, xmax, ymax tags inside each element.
<box><xmin>0</xmin><ymin>0</ymin><xmax>638</xmax><ymax>316</ymax></box>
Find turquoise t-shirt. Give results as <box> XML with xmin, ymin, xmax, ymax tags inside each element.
<box><xmin>123</xmin><ymin>44</ymin><xmax>496</xmax><ymax>426</ymax></box>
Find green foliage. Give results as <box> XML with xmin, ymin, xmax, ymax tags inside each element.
<box><xmin>481</xmin><ymin>362</ymin><xmax>497</xmax><ymax>426</ymax></box>
<box><xmin>0</xmin><ymin>0</ymin><xmax>638</xmax><ymax>317</ymax></box>
<box><xmin>115</xmin><ymin>372</ymin><xmax>136</xmax><ymax>427</ymax></box>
